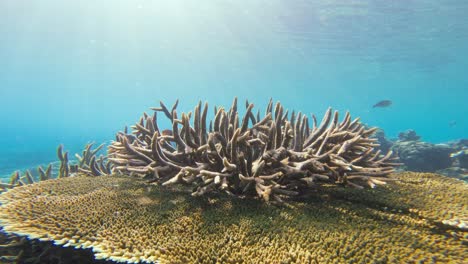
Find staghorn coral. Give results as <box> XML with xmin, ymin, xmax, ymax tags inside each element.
<box><xmin>0</xmin><ymin>172</ymin><xmax>466</xmax><ymax>263</ymax></box>
<box><xmin>57</xmin><ymin>144</ymin><xmax>71</xmax><ymax>178</ymax></box>
<box><xmin>4</xmin><ymin>165</ymin><xmax>52</xmax><ymax>190</ymax></box>
<box><xmin>109</xmin><ymin>98</ymin><xmax>400</xmax><ymax>202</ymax></box>
<box><xmin>75</xmin><ymin>143</ymin><xmax>114</xmax><ymax>176</ymax></box>
<box><xmin>1</xmin><ymin>143</ymin><xmax>112</xmax><ymax>194</ymax></box>
<box><xmin>58</xmin><ymin>143</ymin><xmax>113</xmax><ymax>177</ymax></box>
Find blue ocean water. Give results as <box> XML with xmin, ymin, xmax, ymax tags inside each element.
<box><xmin>0</xmin><ymin>0</ymin><xmax>467</xmax><ymax>179</ymax></box>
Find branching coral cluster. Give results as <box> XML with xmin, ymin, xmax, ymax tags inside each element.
<box><xmin>1</xmin><ymin>143</ymin><xmax>112</xmax><ymax>192</ymax></box>
<box><xmin>1</xmin><ymin>166</ymin><xmax>52</xmax><ymax>191</ymax></box>
<box><xmin>109</xmin><ymin>98</ymin><xmax>400</xmax><ymax>202</ymax></box>
<box><xmin>57</xmin><ymin>143</ymin><xmax>113</xmax><ymax>177</ymax></box>
<box><xmin>73</xmin><ymin>143</ymin><xmax>113</xmax><ymax>176</ymax></box>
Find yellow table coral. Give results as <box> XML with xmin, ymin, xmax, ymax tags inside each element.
<box><xmin>0</xmin><ymin>172</ymin><xmax>466</xmax><ymax>263</ymax></box>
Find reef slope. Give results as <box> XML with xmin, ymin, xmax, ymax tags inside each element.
<box><xmin>0</xmin><ymin>172</ymin><xmax>466</xmax><ymax>263</ymax></box>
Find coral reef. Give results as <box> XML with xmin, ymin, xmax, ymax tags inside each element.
<box><xmin>109</xmin><ymin>98</ymin><xmax>399</xmax><ymax>202</ymax></box>
<box><xmin>375</xmin><ymin>130</ymin><xmax>468</xmax><ymax>180</ymax></box>
<box><xmin>1</xmin><ymin>99</ymin><xmax>465</xmax><ymax>263</ymax></box>
<box><xmin>388</xmin><ymin>130</ymin><xmax>467</xmax><ymax>177</ymax></box>
<box><xmin>392</xmin><ymin>141</ymin><xmax>453</xmax><ymax>172</ymax></box>
<box><xmin>0</xmin><ymin>172</ymin><xmax>466</xmax><ymax>263</ymax></box>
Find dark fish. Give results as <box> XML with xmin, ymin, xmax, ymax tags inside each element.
<box><xmin>449</xmin><ymin>120</ymin><xmax>457</xmax><ymax>127</ymax></box>
<box><xmin>372</xmin><ymin>100</ymin><xmax>392</xmax><ymax>108</ymax></box>
<box><xmin>161</xmin><ymin>129</ymin><xmax>173</xmax><ymax>136</ymax></box>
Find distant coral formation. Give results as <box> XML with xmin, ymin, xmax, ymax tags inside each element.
<box><xmin>392</xmin><ymin>129</ymin><xmax>455</xmax><ymax>172</ymax></box>
<box><xmin>398</xmin><ymin>129</ymin><xmax>421</xmax><ymax>141</ymax></box>
<box><xmin>392</xmin><ymin>141</ymin><xmax>453</xmax><ymax>172</ymax></box>
<box><xmin>371</xmin><ymin>128</ymin><xmax>467</xmax><ymax>180</ymax></box>
<box><xmin>109</xmin><ymin>98</ymin><xmax>400</xmax><ymax>202</ymax></box>
<box><xmin>0</xmin><ymin>172</ymin><xmax>466</xmax><ymax>263</ymax></box>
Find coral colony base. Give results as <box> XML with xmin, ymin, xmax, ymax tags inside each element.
<box><xmin>0</xmin><ymin>99</ymin><xmax>466</xmax><ymax>263</ymax></box>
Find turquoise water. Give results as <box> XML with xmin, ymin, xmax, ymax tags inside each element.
<box><xmin>1</xmin><ymin>1</ymin><xmax>467</xmax><ymax>178</ymax></box>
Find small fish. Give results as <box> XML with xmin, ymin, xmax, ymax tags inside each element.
<box><xmin>449</xmin><ymin>120</ymin><xmax>457</xmax><ymax>127</ymax></box>
<box><xmin>372</xmin><ymin>100</ymin><xmax>392</xmax><ymax>108</ymax></box>
<box><xmin>450</xmin><ymin>149</ymin><xmax>467</xmax><ymax>158</ymax></box>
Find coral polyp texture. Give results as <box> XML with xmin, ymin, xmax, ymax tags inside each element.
<box><xmin>109</xmin><ymin>98</ymin><xmax>399</xmax><ymax>202</ymax></box>
<box><xmin>0</xmin><ymin>172</ymin><xmax>466</xmax><ymax>263</ymax></box>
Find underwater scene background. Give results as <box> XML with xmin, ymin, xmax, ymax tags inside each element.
<box><xmin>1</xmin><ymin>0</ymin><xmax>467</xmax><ymax>178</ymax></box>
<box><xmin>1</xmin><ymin>2</ymin><xmax>468</xmax><ymax>263</ymax></box>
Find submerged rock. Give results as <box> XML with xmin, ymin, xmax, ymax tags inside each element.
<box><xmin>0</xmin><ymin>173</ymin><xmax>466</xmax><ymax>263</ymax></box>
<box><xmin>392</xmin><ymin>141</ymin><xmax>453</xmax><ymax>172</ymax></box>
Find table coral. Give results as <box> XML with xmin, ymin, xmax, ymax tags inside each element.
<box><xmin>0</xmin><ymin>172</ymin><xmax>466</xmax><ymax>263</ymax></box>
